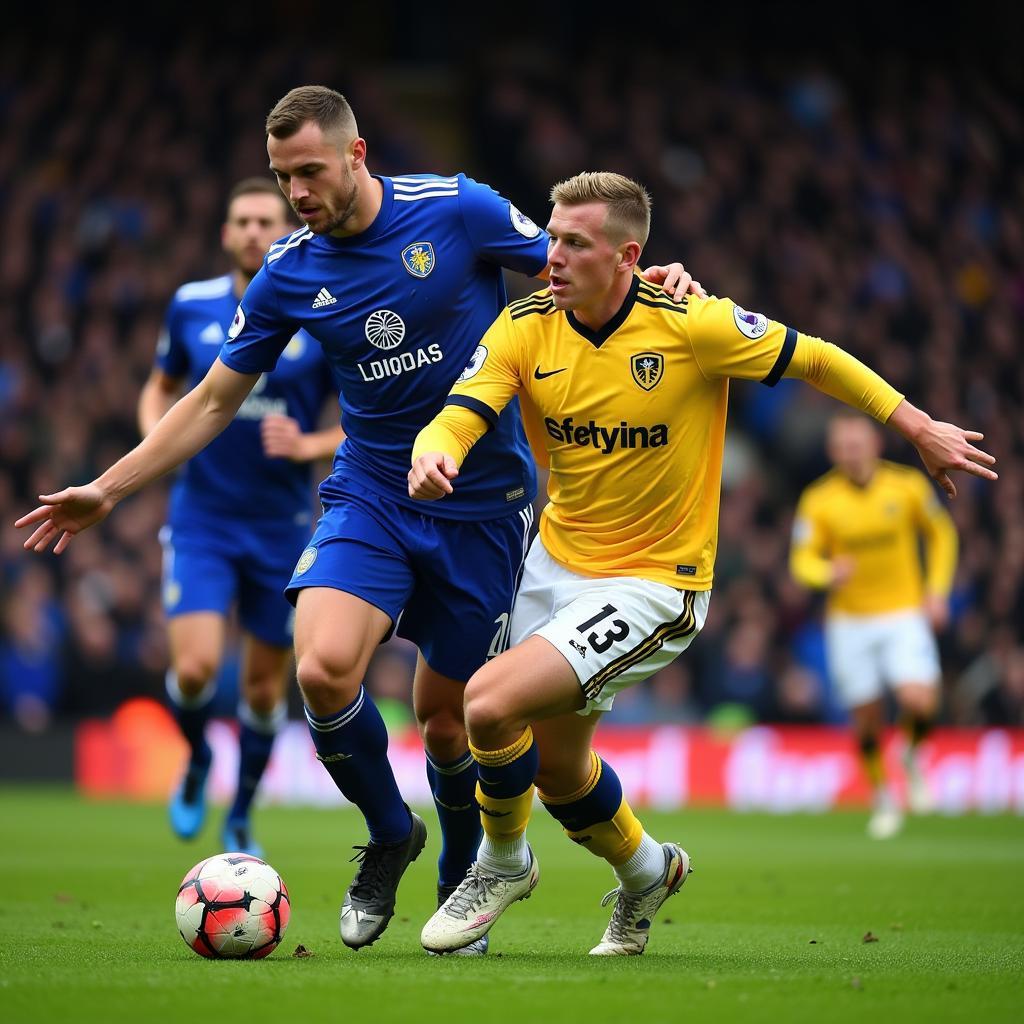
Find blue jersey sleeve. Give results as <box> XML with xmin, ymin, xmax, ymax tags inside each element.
<box><xmin>458</xmin><ymin>176</ymin><xmax>549</xmax><ymax>277</ymax></box>
<box><xmin>155</xmin><ymin>299</ymin><xmax>189</xmax><ymax>378</ymax></box>
<box><xmin>219</xmin><ymin>264</ymin><xmax>299</xmax><ymax>375</ymax></box>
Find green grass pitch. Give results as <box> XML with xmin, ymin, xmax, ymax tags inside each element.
<box><xmin>1</xmin><ymin>787</ymin><xmax>1021</xmax><ymax>1023</ymax></box>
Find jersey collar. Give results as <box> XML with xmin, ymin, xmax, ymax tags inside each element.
<box><xmin>565</xmin><ymin>275</ymin><xmax>640</xmax><ymax>349</ymax></box>
<box><xmin>318</xmin><ymin>175</ymin><xmax>395</xmax><ymax>248</ymax></box>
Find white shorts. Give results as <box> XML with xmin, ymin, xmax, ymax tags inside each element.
<box><xmin>510</xmin><ymin>539</ymin><xmax>710</xmax><ymax>714</ymax></box>
<box><xmin>825</xmin><ymin>609</ymin><xmax>940</xmax><ymax>709</ymax></box>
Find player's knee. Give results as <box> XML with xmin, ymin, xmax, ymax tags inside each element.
<box><xmin>418</xmin><ymin>706</ymin><xmax>468</xmax><ymax>755</ymax></box>
<box><xmin>243</xmin><ymin>679</ymin><xmax>281</xmax><ymax>717</ymax></box>
<box><xmin>295</xmin><ymin>648</ymin><xmax>361</xmax><ymax>710</ymax></box>
<box><xmin>899</xmin><ymin>685</ymin><xmax>937</xmax><ymax>718</ymax></box>
<box><xmin>463</xmin><ymin>683</ymin><xmax>514</xmax><ymax>741</ymax></box>
<box><xmin>174</xmin><ymin>657</ymin><xmax>219</xmax><ymax>695</ymax></box>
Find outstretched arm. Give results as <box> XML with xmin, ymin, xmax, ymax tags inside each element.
<box><xmin>886</xmin><ymin>400</ymin><xmax>996</xmax><ymax>498</ymax></box>
<box><xmin>787</xmin><ymin>339</ymin><xmax>997</xmax><ymax>497</ymax></box>
<box><xmin>686</xmin><ymin>296</ymin><xmax>998</xmax><ymax>500</ymax></box>
<box><xmin>17</xmin><ymin>358</ymin><xmax>260</xmax><ymax>553</ymax></box>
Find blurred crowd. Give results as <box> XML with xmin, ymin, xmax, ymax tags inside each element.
<box><xmin>2</xmin><ymin>12</ymin><xmax>1022</xmax><ymax>732</ymax></box>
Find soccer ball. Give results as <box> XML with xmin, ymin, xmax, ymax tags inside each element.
<box><xmin>175</xmin><ymin>853</ymin><xmax>291</xmax><ymax>959</ymax></box>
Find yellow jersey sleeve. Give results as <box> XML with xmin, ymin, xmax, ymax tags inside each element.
<box><xmin>685</xmin><ymin>296</ymin><xmax>795</xmax><ymax>383</ymax></box>
<box><xmin>412</xmin><ymin>405</ymin><xmax>489</xmax><ymax>466</ymax></box>
<box><xmin>411</xmin><ymin>307</ymin><xmax>525</xmax><ymax>466</ymax></box>
<box><xmin>908</xmin><ymin>470</ymin><xmax>958</xmax><ymax>596</ymax></box>
<box><xmin>789</xmin><ymin>487</ymin><xmax>835</xmax><ymax>590</ymax></box>
<box><xmin>686</xmin><ymin>295</ymin><xmax>905</xmax><ymax>423</ymax></box>
<box><xmin>785</xmin><ymin>335</ymin><xmax>904</xmax><ymax>422</ymax></box>
<box><xmin>446</xmin><ymin>306</ymin><xmax>525</xmax><ymax>425</ymax></box>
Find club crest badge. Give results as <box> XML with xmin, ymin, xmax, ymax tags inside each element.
<box><xmin>631</xmin><ymin>351</ymin><xmax>664</xmax><ymax>391</ymax></box>
<box><xmin>295</xmin><ymin>547</ymin><xmax>318</xmax><ymax>576</ymax></box>
<box><xmin>402</xmin><ymin>241</ymin><xmax>435</xmax><ymax>278</ymax></box>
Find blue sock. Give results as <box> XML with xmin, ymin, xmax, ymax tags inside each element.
<box><xmin>166</xmin><ymin>671</ymin><xmax>213</xmax><ymax>770</ymax></box>
<box><xmin>305</xmin><ymin>687</ymin><xmax>410</xmax><ymax>844</ymax></box>
<box><xmin>227</xmin><ymin>701</ymin><xmax>286</xmax><ymax>824</ymax></box>
<box><xmin>425</xmin><ymin>750</ymin><xmax>481</xmax><ymax>890</ymax></box>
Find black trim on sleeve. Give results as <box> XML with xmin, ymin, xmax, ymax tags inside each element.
<box><xmin>510</xmin><ymin>296</ymin><xmax>556</xmax><ymax>320</ymax></box>
<box><xmin>762</xmin><ymin>326</ymin><xmax>797</xmax><ymax>387</ymax></box>
<box><xmin>635</xmin><ymin>296</ymin><xmax>688</xmax><ymax>314</ymax></box>
<box><xmin>445</xmin><ymin>394</ymin><xmax>499</xmax><ymax>431</ymax></box>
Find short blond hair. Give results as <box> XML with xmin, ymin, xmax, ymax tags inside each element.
<box><xmin>550</xmin><ymin>172</ymin><xmax>651</xmax><ymax>247</ymax></box>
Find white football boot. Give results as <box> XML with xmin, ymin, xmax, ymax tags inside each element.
<box><xmin>867</xmin><ymin>789</ymin><xmax>904</xmax><ymax>840</ymax></box>
<box><xmin>425</xmin><ymin>885</ymin><xmax>489</xmax><ymax>957</ymax></box>
<box><xmin>420</xmin><ymin>847</ymin><xmax>539</xmax><ymax>953</ymax></box>
<box><xmin>589</xmin><ymin>843</ymin><xmax>691</xmax><ymax>956</ymax></box>
<box><xmin>904</xmin><ymin>756</ymin><xmax>936</xmax><ymax>815</ymax></box>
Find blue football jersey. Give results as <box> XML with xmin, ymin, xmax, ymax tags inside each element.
<box><xmin>157</xmin><ymin>274</ymin><xmax>339</xmax><ymax>524</ymax></box>
<box><xmin>218</xmin><ymin>174</ymin><xmax>549</xmax><ymax>520</ymax></box>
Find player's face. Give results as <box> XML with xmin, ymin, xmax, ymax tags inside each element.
<box><xmin>268</xmin><ymin>121</ymin><xmax>360</xmax><ymax>235</ymax></box>
<box><xmin>828</xmin><ymin>417</ymin><xmax>882</xmax><ymax>483</ymax></box>
<box><xmin>222</xmin><ymin>193</ymin><xmax>291</xmax><ymax>276</ymax></box>
<box><xmin>545</xmin><ymin>202</ymin><xmax>626</xmax><ymax>311</ymax></box>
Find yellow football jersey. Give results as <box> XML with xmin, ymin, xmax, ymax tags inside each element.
<box><xmin>790</xmin><ymin>461</ymin><xmax>957</xmax><ymax>615</ymax></box>
<box><xmin>415</xmin><ymin>277</ymin><xmax>904</xmax><ymax>589</ymax></box>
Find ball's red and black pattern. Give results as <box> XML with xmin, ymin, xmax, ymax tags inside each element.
<box><xmin>175</xmin><ymin>853</ymin><xmax>291</xmax><ymax>959</ymax></box>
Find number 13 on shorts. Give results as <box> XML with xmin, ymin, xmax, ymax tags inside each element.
<box><xmin>509</xmin><ymin>539</ymin><xmax>711</xmax><ymax>714</ymax></box>
<box><xmin>575</xmin><ymin>603</ymin><xmax>631</xmax><ymax>653</ymax></box>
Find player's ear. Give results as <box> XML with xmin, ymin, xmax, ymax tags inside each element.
<box><xmin>349</xmin><ymin>137</ymin><xmax>367</xmax><ymax>171</ymax></box>
<box><xmin>618</xmin><ymin>241</ymin><xmax>641</xmax><ymax>273</ymax></box>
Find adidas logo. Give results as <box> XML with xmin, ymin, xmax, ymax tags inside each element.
<box><xmin>312</xmin><ymin>287</ymin><xmax>337</xmax><ymax>308</ymax></box>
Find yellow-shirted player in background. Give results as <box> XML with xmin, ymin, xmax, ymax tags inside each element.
<box><xmin>790</xmin><ymin>412</ymin><xmax>958</xmax><ymax>839</ymax></box>
<box><xmin>408</xmin><ymin>172</ymin><xmax>995</xmax><ymax>956</ymax></box>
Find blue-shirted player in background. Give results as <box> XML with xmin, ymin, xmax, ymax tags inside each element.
<box><xmin>138</xmin><ymin>178</ymin><xmax>344</xmax><ymax>858</ymax></box>
<box><xmin>16</xmin><ymin>87</ymin><xmax>699</xmax><ymax>952</ymax></box>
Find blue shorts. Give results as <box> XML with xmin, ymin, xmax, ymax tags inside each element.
<box><xmin>285</xmin><ymin>481</ymin><xmax>535</xmax><ymax>681</ymax></box>
<box><xmin>160</xmin><ymin>511</ymin><xmax>311</xmax><ymax>648</ymax></box>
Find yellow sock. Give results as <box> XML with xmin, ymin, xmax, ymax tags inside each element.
<box><xmin>859</xmin><ymin>736</ymin><xmax>886</xmax><ymax>789</ymax></box>
<box><xmin>471</xmin><ymin>728</ymin><xmax>537</xmax><ymax>843</ymax></box>
<box><xmin>569</xmin><ymin>798</ymin><xmax>643</xmax><ymax>866</ymax></box>
<box><xmin>540</xmin><ymin>752</ymin><xmax>643</xmax><ymax>866</ymax></box>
